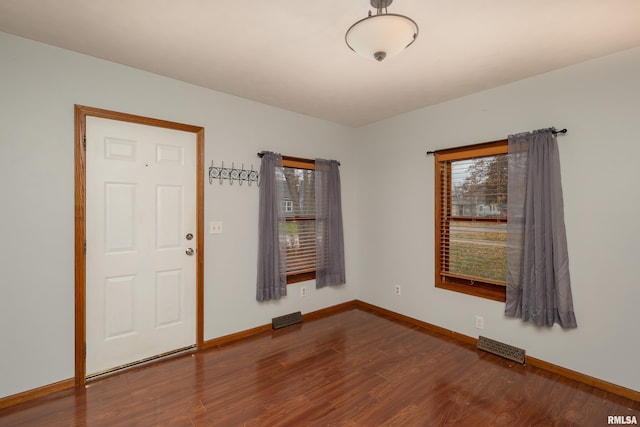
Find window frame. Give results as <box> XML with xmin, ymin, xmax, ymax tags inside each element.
<box><xmin>281</xmin><ymin>156</ymin><xmax>316</xmax><ymax>284</ymax></box>
<box><xmin>434</xmin><ymin>140</ymin><xmax>508</xmax><ymax>302</ymax></box>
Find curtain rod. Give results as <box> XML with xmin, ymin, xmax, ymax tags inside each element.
<box><xmin>425</xmin><ymin>128</ymin><xmax>567</xmax><ymax>156</ymax></box>
<box><xmin>257</xmin><ymin>151</ymin><xmax>340</xmax><ymax>166</ymax></box>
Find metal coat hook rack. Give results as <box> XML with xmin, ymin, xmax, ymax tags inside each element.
<box><xmin>208</xmin><ymin>160</ymin><xmax>259</xmax><ymax>186</ymax></box>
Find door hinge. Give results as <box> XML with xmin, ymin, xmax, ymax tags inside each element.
<box><xmin>84</xmin><ymin>240</ymin><xmax>86</xmax><ymax>255</ymax></box>
<box><xmin>83</xmin><ymin>135</ymin><xmax>86</xmax><ymax>150</ymax></box>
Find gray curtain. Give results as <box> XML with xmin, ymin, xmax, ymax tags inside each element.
<box><xmin>315</xmin><ymin>159</ymin><xmax>346</xmax><ymax>288</ymax></box>
<box><xmin>506</xmin><ymin>128</ymin><xmax>577</xmax><ymax>328</ymax></box>
<box><xmin>256</xmin><ymin>152</ymin><xmax>287</xmax><ymax>301</ymax></box>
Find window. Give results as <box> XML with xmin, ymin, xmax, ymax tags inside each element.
<box><xmin>256</xmin><ymin>152</ymin><xmax>344</xmax><ymax>300</ymax></box>
<box><xmin>282</xmin><ymin>200</ymin><xmax>293</xmax><ymax>213</ymax></box>
<box><xmin>280</xmin><ymin>157</ymin><xmax>316</xmax><ymax>284</ymax></box>
<box><xmin>435</xmin><ymin>140</ymin><xmax>508</xmax><ymax>302</ymax></box>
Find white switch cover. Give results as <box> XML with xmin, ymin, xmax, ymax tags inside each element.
<box><xmin>209</xmin><ymin>221</ymin><xmax>223</xmax><ymax>234</ymax></box>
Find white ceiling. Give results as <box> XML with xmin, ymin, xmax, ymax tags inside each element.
<box><xmin>1</xmin><ymin>0</ymin><xmax>640</xmax><ymax>127</ymax></box>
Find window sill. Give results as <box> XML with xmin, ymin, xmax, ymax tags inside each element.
<box><xmin>287</xmin><ymin>271</ymin><xmax>316</xmax><ymax>284</ymax></box>
<box><xmin>435</xmin><ymin>281</ymin><xmax>506</xmax><ymax>302</ymax></box>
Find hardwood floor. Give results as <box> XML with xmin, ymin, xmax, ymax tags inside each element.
<box><xmin>1</xmin><ymin>308</ymin><xmax>639</xmax><ymax>426</ymax></box>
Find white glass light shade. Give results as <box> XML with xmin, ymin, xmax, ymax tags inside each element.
<box><xmin>345</xmin><ymin>13</ymin><xmax>418</xmax><ymax>61</ymax></box>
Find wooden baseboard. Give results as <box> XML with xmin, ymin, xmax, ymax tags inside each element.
<box><xmin>201</xmin><ymin>323</ymin><xmax>273</xmax><ymax>349</ymax></box>
<box><xmin>354</xmin><ymin>300</ymin><xmax>477</xmax><ymax>345</ymax></box>
<box><xmin>525</xmin><ymin>355</ymin><xmax>640</xmax><ymax>402</ymax></box>
<box><xmin>2</xmin><ymin>299</ymin><xmax>637</xmax><ymax>408</ymax></box>
<box><xmin>0</xmin><ymin>378</ymin><xmax>75</xmax><ymax>410</ymax></box>
<box><xmin>303</xmin><ymin>300</ymin><xmax>359</xmax><ymax>321</ymax></box>
<box><xmin>355</xmin><ymin>300</ymin><xmax>640</xmax><ymax>402</ymax></box>
<box><xmin>201</xmin><ymin>300</ymin><xmax>359</xmax><ymax>349</ymax></box>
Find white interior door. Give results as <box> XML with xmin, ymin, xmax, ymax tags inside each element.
<box><xmin>85</xmin><ymin>116</ymin><xmax>197</xmax><ymax>376</ymax></box>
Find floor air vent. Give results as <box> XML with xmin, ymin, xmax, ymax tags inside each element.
<box><xmin>477</xmin><ymin>336</ymin><xmax>526</xmax><ymax>364</ymax></box>
<box><xmin>272</xmin><ymin>311</ymin><xmax>303</xmax><ymax>330</ymax></box>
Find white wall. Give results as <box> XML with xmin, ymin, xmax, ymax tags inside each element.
<box><xmin>0</xmin><ymin>32</ymin><xmax>358</xmax><ymax>398</ymax></box>
<box><xmin>355</xmin><ymin>47</ymin><xmax>640</xmax><ymax>392</ymax></box>
<box><xmin>2</xmin><ymin>29</ymin><xmax>639</xmax><ymax>399</ymax></box>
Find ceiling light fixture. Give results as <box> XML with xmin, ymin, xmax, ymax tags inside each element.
<box><xmin>345</xmin><ymin>0</ymin><xmax>419</xmax><ymax>62</ymax></box>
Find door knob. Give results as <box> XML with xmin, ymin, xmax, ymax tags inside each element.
<box><xmin>185</xmin><ymin>248</ymin><xmax>195</xmax><ymax>256</ymax></box>
<box><xmin>186</xmin><ymin>233</ymin><xmax>193</xmax><ymax>240</ymax></box>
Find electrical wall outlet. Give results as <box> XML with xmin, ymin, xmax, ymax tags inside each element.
<box><xmin>475</xmin><ymin>315</ymin><xmax>485</xmax><ymax>330</ymax></box>
<box><xmin>300</xmin><ymin>286</ymin><xmax>307</xmax><ymax>297</ymax></box>
<box><xmin>209</xmin><ymin>221</ymin><xmax>223</xmax><ymax>234</ymax></box>
<box><xmin>394</xmin><ymin>285</ymin><xmax>401</xmax><ymax>296</ymax></box>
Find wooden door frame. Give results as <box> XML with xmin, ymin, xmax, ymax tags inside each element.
<box><xmin>74</xmin><ymin>105</ymin><xmax>205</xmax><ymax>386</ymax></box>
